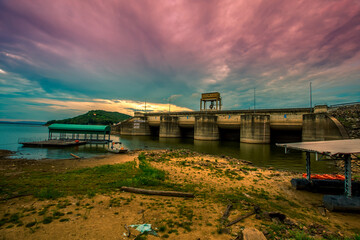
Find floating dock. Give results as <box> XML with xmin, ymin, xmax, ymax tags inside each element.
<box><xmin>21</xmin><ymin>139</ymin><xmax>87</xmax><ymax>147</ymax></box>
<box><xmin>277</xmin><ymin>139</ymin><xmax>360</xmax><ymax>212</ymax></box>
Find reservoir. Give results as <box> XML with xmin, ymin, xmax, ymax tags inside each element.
<box><xmin>0</xmin><ymin>123</ymin><xmax>338</xmax><ymax>173</ymax></box>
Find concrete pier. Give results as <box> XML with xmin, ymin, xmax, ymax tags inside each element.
<box><xmin>240</xmin><ymin>115</ymin><xmax>270</xmax><ymax>143</ymax></box>
<box><xmin>302</xmin><ymin>114</ymin><xmax>349</xmax><ymax>141</ymax></box>
<box><xmin>159</xmin><ymin>116</ymin><xmax>181</xmax><ymax>138</ymax></box>
<box><xmin>120</xmin><ymin>115</ymin><xmax>151</xmax><ymax>136</ymax></box>
<box><xmin>194</xmin><ymin>115</ymin><xmax>219</xmax><ymax>140</ymax></box>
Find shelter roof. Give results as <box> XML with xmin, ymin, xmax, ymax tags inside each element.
<box><xmin>48</xmin><ymin>124</ymin><xmax>110</xmax><ymax>132</ymax></box>
<box><xmin>277</xmin><ymin>139</ymin><xmax>360</xmax><ymax>156</ymax></box>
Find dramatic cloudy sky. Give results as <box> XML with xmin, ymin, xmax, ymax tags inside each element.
<box><xmin>0</xmin><ymin>0</ymin><xmax>359</xmax><ymax>121</ymax></box>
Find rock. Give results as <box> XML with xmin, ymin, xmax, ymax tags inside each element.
<box><xmin>221</xmin><ymin>228</ymin><xmax>231</xmax><ymax>234</ymax></box>
<box><xmin>262</xmin><ymin>212</ymin><xmax>286</xmax><ymax>222</ymax></box>
<box><xmin>242</xmin><ymin>227</ymin><xmax>267</xmax><ymax>240</ymax></box>
<box><xmin>271</xmin><ymin>217</ymin><xmax>281</xmax><ymax>224</ymax></box>
<box><xmin>317</xmin><ymin>207</ymin><xmax>326</xmax><ymax>216</ymax></box>
<box><xmin>284</xmin><ymin>218</ymin><xmax>296</xmax><ymax>226</ymax></box>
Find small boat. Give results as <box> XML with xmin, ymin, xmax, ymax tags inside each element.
<box><xmin>108</xmin><ymin>141</ymin><xmax>128</xmax><ymax>153</ymax></box>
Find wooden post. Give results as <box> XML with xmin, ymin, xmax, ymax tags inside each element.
<box><xmin>344</xmin><ymin>154</ymin><xmax>352</xmax><ymax>198</ymax></box>
<box><xmin>306</xmin><ymin>152</ymin><xmax>311</xmax><ymax>181</ymax></box>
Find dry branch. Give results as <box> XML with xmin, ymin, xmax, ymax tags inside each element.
<box><xmin>226</xmin><ymin>206</ymin><xmax>261</xmax><ymax>227</ymax></box>
<box><xmin>120</xmin><ymin>187</ymin><xmax>195</xmax><ymax>198</ymax></box>
<box><xmin>226</xmin><ymin>211</ymin><xmax>255</xmax><ymax>227</ymax></box>
<box><xmin>220</xmin><ymin>203</ymin><xmax>233</xmax><ymax>225</ymax></box>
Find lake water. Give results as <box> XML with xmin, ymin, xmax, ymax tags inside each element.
<box><xmin>0</xmin><ymin>123</ymin><xmax>338</xmax><ymax>173</ymax></box>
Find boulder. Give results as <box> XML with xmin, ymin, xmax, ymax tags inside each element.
<box><xmin>243</xmin><ymin>227</ymin><xmax>267</xmax><ymax>240</ymax></box>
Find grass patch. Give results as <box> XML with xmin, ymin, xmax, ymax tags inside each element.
<box><xmin>0</xmin><ymin>153</ymin><xmax>176</xmax><ymax>199</ymax></box>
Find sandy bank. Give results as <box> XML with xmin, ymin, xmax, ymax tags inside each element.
<box><xmin>0</xmin><ymin>149</ymin><xmax>359</xmax><ymax>239</ymax></box>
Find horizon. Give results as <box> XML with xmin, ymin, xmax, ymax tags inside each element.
<box><xmin>1</xmin><ymin>0</ymin><xmax>360</xmax><ymax>121</ymax></box>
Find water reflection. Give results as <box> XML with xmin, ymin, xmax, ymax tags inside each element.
<box><xmin>120</xmin><ymin>135</ymin><xmax>337</xmax><ymax>173</ymax></box>
<box><xmin>193</xmin><ymin>140</ymin><xmax>220</xmax><ymax>152</ymax></box>
<box><xmin>1</xmin><ymin>122</ymin><xmax>338</xmax><ymax>173</ymax></box>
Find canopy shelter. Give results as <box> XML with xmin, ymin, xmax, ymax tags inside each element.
<box><xmin>277</xmin><ymin>139</ymin><xmax>360</xmax><ymax>211</ymax></box>
<box><xmin>48</xmin><ymin>124</ymin><xmax>111</xmax><ymax>143</ymax></box>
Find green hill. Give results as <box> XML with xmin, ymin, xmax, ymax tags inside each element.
<box><xmin>46</xmin><ymin>110</ymin><xmax>131</xmax><ymax>125</ymax></box>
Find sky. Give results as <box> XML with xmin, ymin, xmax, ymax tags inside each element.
<box><xmin>0</xmin><ymin>0</ymin><xmax>359</xmax><ymax>121</ymax></box>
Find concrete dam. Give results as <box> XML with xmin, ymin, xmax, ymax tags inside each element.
<box><xmin>113</xmin><ymin>105</ymin><xmax>349</xmax><ymax>144</ymax></box>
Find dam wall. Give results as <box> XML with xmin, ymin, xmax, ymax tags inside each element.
<box><xmin>115</xmin><ymin>106</ymin><xmax>347</xmax><ymax>143</ymax></box>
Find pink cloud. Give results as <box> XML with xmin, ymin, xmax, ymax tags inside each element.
<box><xmin>0</xmin><ymin>0</ymin><xmax>359</xmax><ymax>112</ymax></box>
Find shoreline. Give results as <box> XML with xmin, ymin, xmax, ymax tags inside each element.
<box><xmin>0</xmin><ymin>149</ymin><xmax>359</xmax><ymax>239</ymax></box>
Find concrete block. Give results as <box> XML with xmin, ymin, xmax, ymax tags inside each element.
<box><xmin>240</xmin><ymin>115</ymin><xmax>270</xmax><ymax>143</ymax></box>
<box><xmin>302</xmin><ymin>114</ymin><xmax>348</xmax><ymax>141</ymax></box>
<box><xmin>159</xmin><ymin>116</ymin><xmax>181</xmax><ymax>138</ymax></box>
<box><xmin>323</xmin><ymin>195</ymin><xmax>360</xmax><ymax>212</ymax></box>
<box><xmin>194</xmin><ymin>115</ymin><xmax>219</xmax><ymax>140</ymax></box>
<box><xmin>120</xmin><ymin>118</ymin><xmax>151</xmax><ymax>136</ymax></box>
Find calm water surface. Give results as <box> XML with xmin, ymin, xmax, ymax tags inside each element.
<box><xmin>0</xmin><ymin>123</ymin><xmax>337</xmax><ymax>173</ymax></box>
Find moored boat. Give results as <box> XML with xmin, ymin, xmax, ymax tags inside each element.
<box><xmin>107</xmin><ymin>141</ymin><xmax>128</xmax><ymax>153</ymax></box>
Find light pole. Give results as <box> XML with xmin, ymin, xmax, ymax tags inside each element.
<box><xmin>310</xmin><ymin>82</ymin><xmax>312</xmax><ymax>112</ymax></box>
<box><xmin>253</xmin><ymin>88</ymin><xmax>256</xmax><ymax>114</ymax></box>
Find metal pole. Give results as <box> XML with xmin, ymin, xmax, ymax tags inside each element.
<box><xmin>254</xmin><ymin>88</ymin><xmax>256</xmax><ymax>114</ymax></box>
<box><xmin>145</xmin><ymin>100</ymin><xmax>146</xmax><ymax>113</ymax></box>
<box><xmin>168</xmin><ymin>99</ymin><xmax>170</xmax><ymax>113</ymax></box>
<box><xmin>306</xmin><ymin>152</ymin><xmax>311</xmax><ymax>182</ymax></box>
<box><xmin>344</xmin><ymin>154</ymin><xmax>352</xmax><ymax>198</ymax></box>
<box><xmin>310</xmin><ymin>82</ymin><xmax>312</xmax><ymax>112</ymax></box>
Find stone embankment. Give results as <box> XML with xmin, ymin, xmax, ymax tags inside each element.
<box><xmin>329</xmin><ymin>104</ymin><xmax>360</xmax><ymax>139</ymax></box>
<box><xmin>329</xmin><ymin>103</ymin><xmax>360</xmax><ymax>173</ymax></box>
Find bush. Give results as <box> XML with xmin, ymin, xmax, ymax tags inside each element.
<box><xmin>35</xmin><ymin>188</ymin><xmax>64</xmax><ymax>200</ymax></box>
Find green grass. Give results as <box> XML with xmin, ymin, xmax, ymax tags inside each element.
<box><xmin>0</xmin><ymin>153</ymin><xmax>174</xmax><ymax>200</ymax></box>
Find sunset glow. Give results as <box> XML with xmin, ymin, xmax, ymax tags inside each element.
<box><xmin>0</xmin><ymin>0</ymin><xmax>359</xmax><ymax>121</ymax></box>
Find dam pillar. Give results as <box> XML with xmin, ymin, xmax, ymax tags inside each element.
<box><xmin>240</xmin><ymin>115</ymin><xmax>270</xmax><ymax>143</ymax></box>
<box><xmin>120</xmin><ymin>115</ymin><xmax>151</xmax><ymax>136</ymax></box>
<box><xmin>302</xmin><ymin>114</ymin><xmax>348</xmax><ymax>141</ymax></box>
<box><xmin>159</xmin><ymin>116</ymin><xmax>181</xmax><ymax>138</ymax></box>
<box><xmin>194</xmin><ymin>115</ymin><xmax>219</xmax><ymax>140</ymax></box>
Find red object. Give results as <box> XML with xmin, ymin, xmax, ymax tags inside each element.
<box><xmin>75</xmin><ymin>140</ymin><xmax>79</xmax><ymax>143</ymax></box>
<box><xmin>302</xmin><ymin>173</ymin><xmax>348</xmax><ymax>180</ymax></box>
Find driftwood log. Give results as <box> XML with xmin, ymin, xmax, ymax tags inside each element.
<box><xmin>120</xmin><ymin>187</ymin><xmax>195</xmax><ymax>198</ymax></box>
<box><xmin>0</xmin><ymin>194</ymin><xmax>31</xmax><ymax>201</ymax></box>
<box><xmin>70</xmin><ymin>153</ymin><xmax>81</xmax><ymax>159</ymax></box>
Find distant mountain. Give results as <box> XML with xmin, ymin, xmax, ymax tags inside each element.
<box><xmin>45</xmin><ymin>110</ymin><xmax>131</xmax><ymax>126</ymax></box>
<box><xmin>0</xmin><ymin>121</ymin><xmax>46</xmax><ymax>125</ymax></box>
